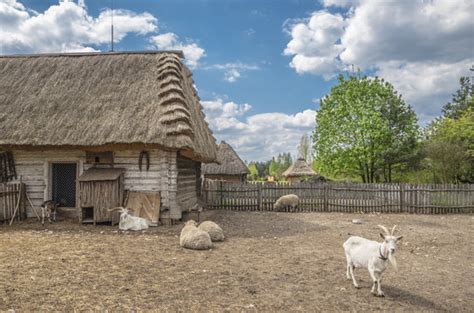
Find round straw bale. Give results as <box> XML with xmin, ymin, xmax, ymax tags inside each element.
<box><xmin>198</xmin><ymin>221</ymin><xmax>225</xmax><ymax>242</ymax></box>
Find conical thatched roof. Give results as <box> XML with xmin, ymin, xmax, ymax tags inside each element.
<box><xmin>202</xmin><ymin>141</ymin><xmax>248</xmax><ymax>175</ymax></box>
<box><xmin>282</xmin><ymin>158</ymin><xmax>317</xmax><ymax>177</ymax></box>
<box><xmin>0</xmin><ymin>51</ymin><xmax>217</xmax><ymax>162</ymax></box>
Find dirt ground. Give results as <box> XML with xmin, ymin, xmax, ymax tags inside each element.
<box><xmin>0</xmin><ymin>211</ymin><xmax>473</xmax><ymax>312</ymax></box>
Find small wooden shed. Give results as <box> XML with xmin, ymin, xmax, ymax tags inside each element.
<box><xmin>202</xmin><ymin>141</ymin><xmax>249</xmax><ymax>182</ymax></box>
<box><xmin>282</xmin><ymin>158</ymin><xmax>318</xmax><ymax>182</ymax></box>
<box><xmin>78</xmin><ymin>168</ymin><xmax>124</xmax><ymax>224</ymax></box>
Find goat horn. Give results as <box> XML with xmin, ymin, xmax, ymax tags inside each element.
<box><xmin>108</xmin><ymin>207</ymin><xmax>124</xmax><ymax>212</ymax></box>
<box><xmin>377</xmin><ymin>225</ymin><xmax>390</xmax><ymax>235</ymax></box>
<box><xmin>391</xmin><ymin>225</ymin><xmax>397</xmax><ymax>235</ymax></box>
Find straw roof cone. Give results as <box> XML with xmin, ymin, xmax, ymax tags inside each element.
<box><xmin>282</xmin><ymin>158</ymin><xmax>317</xmax><ymax>178</ymax></box>
<box><xmin>202</xmin><ymin>141</ymin><xmax>248</xmax><ymax>175</ymax></box>
<box><xmin>0</xmin><ymin>51</ymin><xmax>217</xmax><ymax>162</ymax></box>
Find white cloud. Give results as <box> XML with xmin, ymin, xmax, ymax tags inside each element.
<box><xmin>284</xmin><ymin>11</ymin><xmax>345</xmax><ymax>79</ymax></box>
<box><xmin>376</xmin><ymin>60</ymin><xmax>470</xmax><ymax>118</ymax></box>
<box><xmin>150</xmin><ymin>32</ymin><xmax>206</xmax><ymax>69</ymax></box>
<box><xmin>202</xmin><ymin>98</ymin><xmax>316</xmax><ymax>161</ymax></box>
<box><xmin>205</xmin><ymin>62</ymin><xmax>260</xmax><ymax>82</ymax></box>
<box><xmin>284</xmin><ymin>0</ymin><xmax>474</xmax><ymax>122</ymax></box>
<box><xmin>0</xmin><ymin>0</ymin><xmax>157</xmax><ymax>54</ymax></box>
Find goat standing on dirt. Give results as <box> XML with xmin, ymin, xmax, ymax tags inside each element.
<box><xmin>343</xmin><ymin>225</ymin><xmax>403</xmax><ymax>297</ymax></box>
<box><xmin>40</xmin><ymin>200</ymin><xmax>64</xmax><ymax>226</ymax></box>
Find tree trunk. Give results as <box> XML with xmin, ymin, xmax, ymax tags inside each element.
<box><xmin>388</xmin><ymin>163</ymin><xmax>392</xmax><ymax>183</ymax></box>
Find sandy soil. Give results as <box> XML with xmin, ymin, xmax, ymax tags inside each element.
<box><xmin>0</xmin><ymin>211</ymin><xmax>473</xmax><ymax>312</ymax></box>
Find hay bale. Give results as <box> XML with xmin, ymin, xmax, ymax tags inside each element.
<box><xmin>180</xmin><ymin>220</ymin><xmax>212</xmax><ymax>250</ymax></box>
<box><xmin>198</xmin><ymin>221</ymin><xmax>225</xmax><ymax>242</ymax></box>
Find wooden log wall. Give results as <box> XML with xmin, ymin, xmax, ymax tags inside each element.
<box><xmin>10</xmin><ymin>149</ymin><xmax>175</xmax><ymax>218</ymax></box>
<box><xmin>177</xmin><ymin>154</ymin><xmax>201</xmax><ymax>212</ymax></box>
<box><xmin>203</xmin><ymin>181</ymin><xmax>474</xmax><ymax>214</ymax></box>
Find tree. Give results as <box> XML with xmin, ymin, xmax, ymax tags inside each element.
<box><xmin>424</xmin><ymin>108</ymin><xmax>473</xmax><ymax>183</ymax></box>
<box><xmin>313</xmin><ymin>74</ymin><xmax>419</xmax><ymax>183</ymax></box>
<box><xmin>298</xmin><ymin>134</ymin><xmax>312</xmax><ymax>162</ymax></box>
<box><xmin>247</xmin><ymin>162</ymin><xmax>259</xmax><ymax>181</ymax></box>
<box><xmin>269</xmin><ymin>158</ymin><xmax>279</xmax><ymax>177</ymax></box>
<box><xmin>442</xmin><ymin>75</ymin><xmax>473</xmax><ymax>119</ymax></box>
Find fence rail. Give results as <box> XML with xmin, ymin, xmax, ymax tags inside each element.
<box><xmin>203</xmin><ymin>181</ymin><xmax>474</xmax><ymax>214</ymax></box>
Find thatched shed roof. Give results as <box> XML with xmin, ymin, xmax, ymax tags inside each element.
<box><xmin>78</xmin><ymin>168</ymin><xmax>124</xmax><ymax>182</ymax></box>
<box><xmin>202</xmin><ymin>141</ymin><xmax>248</xmax><ymax>175</ymax></box>
<box><xmin>282</xmin><ymin>158</ymin><xmax>317</xmax><ymax>177</ymax></box>
<box><xmin>0</xmin><ymin>51</ymin><xmax>217</xmax><ymax>162</ymax></box>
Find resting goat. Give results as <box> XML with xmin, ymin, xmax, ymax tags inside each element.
<box><xmin>343</xmin><ymin>225</ymin><xmax>403</xmax><ymax>297</ymax></box>
<box><xmin>40</xmin><ymin>200</ymin><xmax>65</xmax><ymax>226</ymax></box>
<box><xmin>109</xmin><ymin>207</ymin><xmax>149</xmax><ymax>231</ymax></box>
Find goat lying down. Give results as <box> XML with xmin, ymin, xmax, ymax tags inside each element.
<box><xmin>109</xmin><ymin>207</ymin><xmax>149</xmax><ymax>231</ymax></box>
<box><xmin>343</xmin><ymin>225</ymin><xmax>403</xmax><ymax>297</ymax></box>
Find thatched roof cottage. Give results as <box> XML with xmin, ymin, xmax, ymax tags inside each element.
<box><xmin>0</xmin><ymin>51</ymin><xmax>217</xmax><ymax>223</ymax></box>
<box><xmin>282</xmin><ymin>158</ymin><xmax>317</xmax><ymax>182</ymax></box>
<box><xmin>202</xmin><ymin>141</ymin><xmax>248</xmax><ymax>182</ymax></box>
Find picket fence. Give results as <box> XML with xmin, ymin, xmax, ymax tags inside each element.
<box><xmin>203</xmin><ymin>181</ymin><xmax>474</xmax><ymax>214</ymax></box>
<box><xmin>0</xmin><ymin>182</ymin><xmax>26</xmax><ymax>223</ymax></box>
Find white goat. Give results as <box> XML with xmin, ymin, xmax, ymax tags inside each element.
<box><xmin>343</xmin><ymin>225</ymin><xmax>403</xmax><ymax>297</ymax></box>
<box><xmin>109</xmin><ymin>207</ymin><xmax>149</xmax><ymax>231</ymax></box>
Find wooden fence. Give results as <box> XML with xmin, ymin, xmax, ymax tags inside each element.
<box><xmin>203</xmin><ymin>181</ymin><xmax>474</xmax><ymax>214</ymax></box>
<box><xmin>0</xmin><ymin>182</ymin><xmax>26</xmax><ymax>223</ymax></box>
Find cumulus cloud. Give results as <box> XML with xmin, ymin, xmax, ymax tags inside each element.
<box><xmin>202</xmin><ymin>98</ymin><xmax>316</xmax><ymax>161</ymax></box>
<box><xmin>284</xmin><ymin>0</ymin><xmax>474</xmax><ymax>122</ymax></box>
<box><xmin>0</xmin><ymin>0</ymin><xmax>157</xmax><ymax>54</ymax></box>
<box><xmin>150</xmin><ymin>32</ymin><xmax>206</xmax><ymax>69</ymax></box>
<box><xmin>205</xmin><ymin>62</ymin><xmax>260</xmax><ymax>82</ymax></box>
<box><xmin>284</xmin><ymin>11</ymin><xmax>346</xmax><ymax>79</ymax></box>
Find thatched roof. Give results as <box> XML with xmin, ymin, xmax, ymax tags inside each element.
<box><xmin>202</xmin><ymin>141</ymin><xmax>248</xmax><ymax>175</ymax></box>
<box><xmin>282</xmin><ymin>158</ymin><xmax>317</xmax><ymax>177</ymax></box>
<box><xmin>0</xmin><ymin>51</ymin><xmax>217</xmax><ymax>162</ymax></box>
<box><xmin>78</xmin><ymin>168</ymin><xmax>124</xmax><ymax>182</ymax></box>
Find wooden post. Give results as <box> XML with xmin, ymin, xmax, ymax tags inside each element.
<box><xmin>257</xmin><ymin>183</ymin><xmax>262</xmax><ymax>210</ymax></box>
<box><xmin>219</xmin><ymin>180</ymin><xmax>223</xmax><ymax>208</ymax></box>
<box><xmin>399</xmin><ymin>183</ymin><xmax>404</xmax><ymax>213</ymax></box>
<box><xmin>323</xmin><ymin>183</ymin><xmax>328</xmax><ymax>212</ymax></box>
<box><xmin>2</xmin><ymin>183</ymin><xmax>6</xmax><ymax>224</ymax></box>
<box><xmin>204</xmin><ymin>180</ymin><xmax>208</xmax><ymax>209</ymax></box>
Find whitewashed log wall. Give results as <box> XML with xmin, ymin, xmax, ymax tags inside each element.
<box><xmin>11</xmin><ymin>149</ymin><xmax>181</xmax><ymax>219</ymax></box>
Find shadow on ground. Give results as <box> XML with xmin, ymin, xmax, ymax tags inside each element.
<box><xmin>200</xmin><ymin>210</ymin><xmax>327</xmax><ymax>238</ymax></box>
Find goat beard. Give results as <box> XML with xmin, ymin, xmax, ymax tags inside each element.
<box><xmin>388</xmin><ymin>252</ymin><xmax>398</xmax><ymax>271</ymax></box>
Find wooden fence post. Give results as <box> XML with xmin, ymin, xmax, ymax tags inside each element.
<box><xmin>219</xmin><ymin>180</ymin><xmax>223</xmax><ymax>208</ymax></box>
<box><xmin>257</xmin><ymin>183</ymin><xmax>262</xmax><ymax>210</ymax></box>
<box><xmin>323</xmin><ymin>183</ymin><xmax>328</xmax><ymax>212</ymax></box>
<box><xmin>400</xmin><ymin>183</ymin><xmax>405</xmax><ymax>213</ymax></box>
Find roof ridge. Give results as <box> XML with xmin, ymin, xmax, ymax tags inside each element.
<box><xmin>0</xmin><ymin>50</ymin><xmax>184</xmax><ymax>58</ymax></box>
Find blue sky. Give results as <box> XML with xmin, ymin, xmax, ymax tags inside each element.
<box><xmin>1</xmin><ymin>0</ymin><xmax>473</xmax><ymax>161</ymax></box>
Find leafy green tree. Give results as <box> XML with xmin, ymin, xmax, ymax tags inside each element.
<box><xmin>247</xmin><ymin>162</ymin><xmax>259</xmax><ymax>181</ymax></box>
<box><xmin>425</xmin><ymin>108</ymin><xmax>473</xmax><ymax>183</ymax></box>
<box><xmin>442</xmin><ymin>76</ymin><xmax>473</xmax><ymax>119</ymax></box>
<box><xmin>269</xmin><ymin>158</ymin><xmax>279</xmax><ymax>177</ymax></box>
<box><xmin>313</xmin><ymin>74</ymin><xmax>419</xmax><ymax>183</ymax></box>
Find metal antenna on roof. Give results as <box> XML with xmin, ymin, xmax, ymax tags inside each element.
<box><xmin>110</xmin><ymin>0</ymin><xmax>114</xmax><ymax>52</ymax></box>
